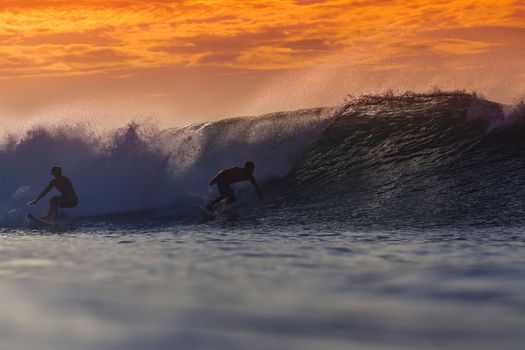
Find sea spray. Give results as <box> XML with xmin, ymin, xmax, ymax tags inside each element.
<box><xmin>0</xmin><ymin>108</ymin><xmax>334</xmax><ymax>224</ymax></box>
<box><xmin>3</xmin><ymin>92</ymin><xmax>524</xmax><ymax>227</ymax></box>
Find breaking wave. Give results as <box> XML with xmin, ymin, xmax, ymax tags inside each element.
<box><xmin>2</xmin><ymin>91</ymin><xmax>525</xmax><ymax>227</ymax></box>
<box><xmin>0</xmin><ymin>108</ymin><xmax>332</xmax><ymax>224</ymax></box>
<box><xmin>282</xmin><ymin>92</ymin><xmax>525</xmax><ymax>227</ymax></box>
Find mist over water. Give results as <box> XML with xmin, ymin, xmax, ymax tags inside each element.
<box><xmin>0</xmin><ymin>107</ymin><xmax>333</xmax><ymax>223</ymax></box>
<box><xmin>2</xmin><ymin>91</ymin><xmax>525</xmax><ymax>226</ymax></box>
<box><xmin>1</xmin><ymin>91</ymin><xmax>525</xmax><ymax>350</ymax></box>
<box><xmin>1</xmin><ymin>1</ymin><xmax>524</xmax><ymax>347</ymax></box>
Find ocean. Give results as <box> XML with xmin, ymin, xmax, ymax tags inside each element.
<box><xmin>1</xmin><ymin>92</ymin><xmax>524</xmax><ymax>349</ymax></box>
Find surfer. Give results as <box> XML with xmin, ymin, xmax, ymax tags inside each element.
<box><xmin>206</xmin><ymin>161</ymin><xmax>263</xmax><ymax>212</ymax></box>
<box><xmin>28</xmin><ymin>166</ymin><xmax>79</xmax><ymax>220</ymax></box>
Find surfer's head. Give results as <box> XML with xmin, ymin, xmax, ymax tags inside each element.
<box><xmin>245</xmin><ymin>161</ymin><xmax>255</xmax><ymax>174</ymax></box>
<box><xmin>50</xmin><ymin>166</ymin><xmax>62</xmax><ymax>177</ymax></box>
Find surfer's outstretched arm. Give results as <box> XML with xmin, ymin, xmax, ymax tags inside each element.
<box><xmin>250</xmin><ymin>178</ymin><xmax>263</xmax><ymax>200</ymax></box>
<box><xmin>28</xmin><ymin>181</ymin><xmax>53</xmax><ymax>205</ymax></box>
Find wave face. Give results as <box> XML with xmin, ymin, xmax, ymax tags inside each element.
<box><xmin>2</xmin><ymin>92</ymin><xmax>524</xmax><ymax>228</ymax></box>
<box><xmin>282</xmin><ymin>93</ymin><xmax>525</xmax><ymax>227</ymax></box>
<box><xmin>0</xmin><ymin>108</ymin><xmax>332</xmax><ymax>224</ymax></box>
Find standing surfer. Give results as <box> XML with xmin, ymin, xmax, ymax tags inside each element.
<box><xmin>28</xmin><ymin>166</ymin><xmax>79</xmax><ymax>220</ymax></box>
<box><xmin>206</xmin><ymin>161</ymin><xmax>263</xmax><ymax>212</ymax></box>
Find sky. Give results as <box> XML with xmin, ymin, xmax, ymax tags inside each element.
<box><xmin>0</xmin><ymin>0</ymin><xmax>524</xmax><ymax>127</ymax></box>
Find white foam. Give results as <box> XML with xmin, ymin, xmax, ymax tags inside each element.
<box><xmin>0</xmin><ymin>108</ymin><xmax>335</xmax><ymax>223</ymax></box>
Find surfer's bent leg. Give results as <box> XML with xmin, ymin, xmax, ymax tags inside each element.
<box><xmin>58</xmin><ymin>196</ymin><xmax>79</xmax><ymax>208</ymax></box>
<box><xmin>45</xmin><ymin>195</ymin><xmax>78</xmax><ymax>220</ymax></box>
<box><xmin>207</xmin><ymin>181</ymin><xmax>234</xmax><ymax>211</ymax></box>
<box><xmin>44</xmin><ymin>196</ymin><xmax>60</xmax><ymax>220</ymax></box>
<box><xmin>225</xmin><ymin>192</ymin><xmax>236</xmax><ymax>203</ymax></box>
<box><xmin>206</xmin><ymin>195</ymin><xmax>227</xmax><ymax>211</ymax></box>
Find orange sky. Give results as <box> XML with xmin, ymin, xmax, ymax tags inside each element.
<box><xmin>0</xmin><ymin>0</ymin><xmax>524</xmax><ymax>126</ymax></box>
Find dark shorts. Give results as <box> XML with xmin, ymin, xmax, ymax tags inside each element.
<box><xmin>217</xmin><ymin>181</ymin><xmax>233</xmax><ymax>197</ymax></box>
<box><xmin>56</xmin><ymin>195</ymin><xmax>79</xmax><ymax>208</ymax></box>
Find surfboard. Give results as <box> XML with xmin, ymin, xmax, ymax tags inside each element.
<box><xmin>194</xmin><ymin>205</ymin><xmax>215</xmax><ymax>219</ymax></box>
<box><xmin>27</xmin><ymin>214</ymin><xmax>57</xmax><ymax>226</ymax></box>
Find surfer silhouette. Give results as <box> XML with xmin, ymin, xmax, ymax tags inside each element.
<box><xmin>206</xmin><ymin>161</ymin><xmax>263</xmax><ymax>212</ymax></box>
<box><xmin>28</xmin><ymin>166</ymin><xmax>78</xmax><ymax>220</ymax></box>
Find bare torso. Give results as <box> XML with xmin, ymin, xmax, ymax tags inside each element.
<box><xmin>51</xmin><ymin>176</ymin><xmax>78</xmax><ymax>198</ymax></box>
<box><xmin>216</xmin><ymin>167</ymin><xmax>254</xmax><ymax>184</ymax></box>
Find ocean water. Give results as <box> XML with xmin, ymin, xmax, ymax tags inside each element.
<box><xmin>1</xmin><ymin>92</ymin><xmax>525</xmax><ymax>349</ymax></box>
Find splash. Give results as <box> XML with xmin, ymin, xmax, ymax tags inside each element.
<box><xmin>467</xmin><ymin>96</ymin><xmax>525</xmax><ymax>130</ymax></box>
<box><xmin>0</xmin><ymin>108</ymin><xmax>334</xmax><ymax>224</ymax></box>
<box><xmin>3</xmin><ymin>91</ymin><xmax>524</xmax><ymax>227</ymax></box>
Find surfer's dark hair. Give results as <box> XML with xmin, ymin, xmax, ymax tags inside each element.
<box><xmin>51</xmin><ymin>166</ymin><xmax>62</xmax><ymax>174</ymax></box>
<box><xmin>245</xmin><ymin>161</ymin><xmax>254</xmax><ymax>169</ymax></box>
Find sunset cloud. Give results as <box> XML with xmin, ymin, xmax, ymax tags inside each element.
<box><xmin>0</xmin><ymin>0</ymin><xmax>522</xmax><ymax>80</ymax></box>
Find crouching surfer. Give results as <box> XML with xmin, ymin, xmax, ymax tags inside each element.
<box><xmin>28</xmin><ymin>166</ymin><xmax>79</xmax><ymax>221</ymax></box>
<box><xmin>206</xmin><ymin>161</ymin><xmax>263</xmax><ymax>213</ymax></box>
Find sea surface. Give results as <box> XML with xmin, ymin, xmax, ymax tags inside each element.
<box><xmin>1</xmin><ymin>92</ymin><xmax>524</xmax><ymax>349</ymax></box>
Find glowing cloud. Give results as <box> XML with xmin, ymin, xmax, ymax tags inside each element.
<box><xmin>0</xmin><ymin>0</ymin><xmax>522</xmax><ymax>79</ymax></box>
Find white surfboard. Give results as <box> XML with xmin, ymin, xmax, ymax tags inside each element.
<box><xmin>27</xmin><ymin>214</ymin><xmax>57</xmax><ymax>226</ymax></box>
<box><xmin>193</xmin><ymin>205</ymin><xmax>216</xmax><ymax>219</ymax></box>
